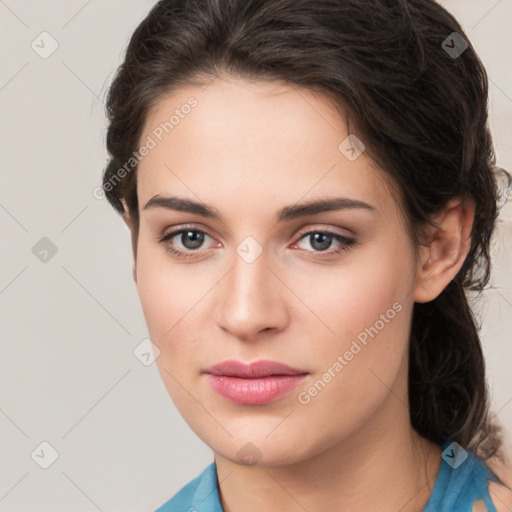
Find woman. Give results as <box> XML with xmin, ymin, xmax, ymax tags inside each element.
<box><xmin>102</xmin><ymin>0</ymin><xmax>512</xmax><ymax>510</ymax></box>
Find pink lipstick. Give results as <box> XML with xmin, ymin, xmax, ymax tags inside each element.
<box><xmin>204</xmin><ymin>359</ymin><xmax>308</xmax><ymax>405</ymax></box>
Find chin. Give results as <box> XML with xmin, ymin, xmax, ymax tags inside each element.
<box><xmin>203</xmin><ymin>427</ymin><xmax>315</xmax><ymax>468</ymax></box>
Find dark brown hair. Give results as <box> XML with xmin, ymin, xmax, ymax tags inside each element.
<box><xmin>103</xmin><ymin>0</ymin><xmax>510</xmax><ymax>478</ymax></box>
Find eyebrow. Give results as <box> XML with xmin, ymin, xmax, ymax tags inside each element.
<box><xmin>143</xmin><ymin>195</ymin><xmax>377</xmax><ymax>221</ymax></box>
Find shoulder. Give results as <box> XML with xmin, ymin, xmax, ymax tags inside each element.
<box><xmin>486</xmin><ymin>454</ymin><xmax>512</xmax><ymax>512</ymax></box>
<box><xmin>154</xmin><ymin>463</ymin><xmax>217</xmax><ymax>512</ymax></box>
<box><xmin>154</xmin><ymin>478</ymin><xmax>199</xmax><ymax>512</ymax></box>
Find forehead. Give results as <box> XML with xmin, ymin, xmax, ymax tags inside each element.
<box><xmin>137</xmin><ymin>76</ymin><xmax>398</xmax><ymax>219</ymax></box>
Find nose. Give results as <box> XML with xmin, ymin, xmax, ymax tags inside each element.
<box><xmin>215</xmin><ymin>248</ymin><xmax>289</xmax><ymax>342</ymax></box>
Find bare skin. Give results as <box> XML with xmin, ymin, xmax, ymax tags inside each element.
<box><xmin>123</xmin><ymin>74</ymin><xmax>488</xmax><ymax>511</ymax></box>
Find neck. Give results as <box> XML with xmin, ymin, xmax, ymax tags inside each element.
<box><xmin>214</xmin><ymin>390</ymin><xmax>442</xmax><ymax>512</ymax></box>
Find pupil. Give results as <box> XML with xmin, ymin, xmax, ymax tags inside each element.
<box><xmin>311</xmin><ymin>233</ymin><xmax>332</xmax><ymax>251</ymax></box>
<box><xmin>182</xmin><ymin>231</ymin><xmax>204</xmax><ymax>249</ymax></box>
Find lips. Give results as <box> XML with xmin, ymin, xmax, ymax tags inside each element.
<box><xmin>204</xmin><ymin>359</ymin><xmax>307</xmax><ymax>378</ymax></box>
<box><xmin>204</xmin><ymin>359</ymin><xmax>308</xmax><ymax>405</ymax></box>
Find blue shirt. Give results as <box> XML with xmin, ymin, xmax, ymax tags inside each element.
<box><xmin>155</xmin><ymin>438</ymin><xmax>501</xmax><ymax>512</ymax></box>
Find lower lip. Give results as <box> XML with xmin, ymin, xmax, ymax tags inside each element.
<box><xmin>206</xmin><ymin>374</ymin><xmax>308</xmax><ymax>405</ymax></box>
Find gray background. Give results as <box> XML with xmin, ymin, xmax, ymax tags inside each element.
<box><xmin>1</xmin><ymin>1</ymin><xmax>511</xmax><ymax>511</ymax></box>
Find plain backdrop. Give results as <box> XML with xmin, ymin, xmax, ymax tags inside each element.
<box><xmin>1</xmin><ymin>1</ymin><xmax>511</xmax><ymax>511</ymax></box>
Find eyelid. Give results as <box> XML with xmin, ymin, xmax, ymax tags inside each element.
<box><xmin>159</xmin><ymin>223</ymin><xmax>216</xmax><ymax>241</ymax></box>
<box><xmin>293</xmin><ymin>224</ymin><xmax>354</xmax><ymax>240</ymax></box>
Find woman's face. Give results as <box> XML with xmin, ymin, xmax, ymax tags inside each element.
<box><xmin>133</xmin><ymin>75</ymin><xmax>420</xmax><ymax>466</ymax></box>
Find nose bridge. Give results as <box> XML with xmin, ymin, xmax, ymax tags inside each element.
<box><xmin>216</xmin><ymin>241</ymin><xmax>287</xmax><ymax>339</ymax></box>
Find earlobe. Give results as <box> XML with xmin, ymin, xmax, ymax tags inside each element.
<box><xmin>413</xmin><ymin>198</ymin><xmax>475</xmax><ymax>303</ymax></box>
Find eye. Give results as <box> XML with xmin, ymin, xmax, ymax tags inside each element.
<box><xmin>158</xmin><ymin>226</ymin><xmax>218</xmax><ymax>259</ymax></box>
<box><xmin>158</xmin><ymin>225</ymin><xmax>357</xmax><ymax>260</ymax></box>
<box><xmin>291</xmin><ymin>229</ymin><xmax>356</xmax><ymax>258</ymax></box>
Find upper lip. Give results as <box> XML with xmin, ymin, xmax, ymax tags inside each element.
<box><xmin>204</xmin><ymin>359</ymin><xmax>308</xmax><ymax>378</ymax></box>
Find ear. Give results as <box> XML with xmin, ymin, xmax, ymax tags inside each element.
<box><xmin>122</xmin><ymin>209</ymin><xmax>138</xmax><ymax>284</ymax></box>
<box><xmin>413</xmin><ymin>197</ymin><xmax>475</xmax><ymax>303</ymax></box>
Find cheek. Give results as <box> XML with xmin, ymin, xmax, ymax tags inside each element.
<box><xmin>134</xmin><ymin>241</ymin><xmax>213</xmax><ymax>372</ymax></box>
<box><xmin>289</xmin><ymin>263</ymin><xmax>413</xmax><ymax>446</ymax></box>
<box><xmin>300</xmin><ymin>238</ymin><xmax>412</xmax><ymax>345</ymax></box>
<box><xmin>294</xmin><ymin>235</ymin><xmax>415</xmax><ymax>400</ymax></box>
<box><xmin>135</xmin><ymin>256</ymin><xmax>175</xmax><ymax>339</ymax></box>
<box><xmin>135</xmin><ymin>258</ymin><xmax>193</xmax><ymax>388</ymax></box>
<box><xmin>135</xmin><ymin>238</ymin><xmax>195</xmax><ymax>336</ymax></box>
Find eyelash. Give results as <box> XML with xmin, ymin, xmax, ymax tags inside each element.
<box><xmin>157</xmin><ymin>224</ymin><xmax>357</xmax><ymax>260</ymax></box>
